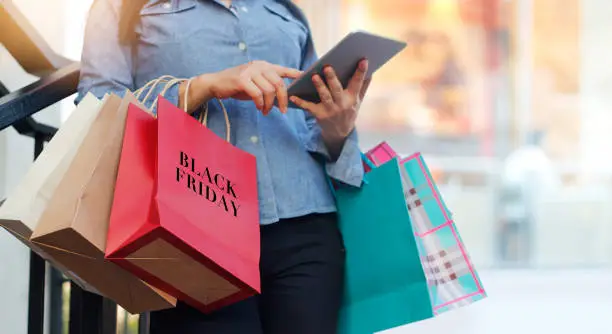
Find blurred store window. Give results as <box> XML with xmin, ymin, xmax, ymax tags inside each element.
<box><xmin>298</xmin><ymin>0</ymin><xmax>612</xmax><ymax>270</ymax></box>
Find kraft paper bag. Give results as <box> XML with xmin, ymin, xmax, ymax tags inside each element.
<box><xmin>0</xmin><ymin>93</ymin><xmax>101</xmax><ymax>237</ymax></box>
<box><xmin>0</xmin><ymin>94</ymin><xmax>106</xmax><ymax>290</ymax></box>
<box><xmin>31</xmin><ymin>93</ymin><xmax>176</xmax><ymax>314</ymax></box>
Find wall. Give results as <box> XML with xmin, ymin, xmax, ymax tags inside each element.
<box><xmin>0</xmin><ymin>0</ymin><xmax>66</xmax><ymax>333</ymax></box>
<box><xmin>580</xmin><ymin>0</ymin><xmax>612</xmax><ymax>177</ymax></box>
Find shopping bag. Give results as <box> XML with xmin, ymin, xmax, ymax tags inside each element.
<box><xmin>363</xmin><ymin>141</ymin><xmax>397</xmax><ymax>171</ymax></box>
<box><xmin>0</xmin><ymin>93</ymin><xmax>101</xmax><ymax>241</ymax></box>
<box><xmin>335</xmin><ymin>153</ymin><xmax>485</xmax><ymax>334</ymax></box>
<box><xmin>106</xmin><ymin>96</ymin><xmax>260</xmax><ymax>313</ymax></box>
<box><xmin>30</xmin><ymin>93</ymin><xmax>177</xmax><ymax>314</ymax></box>
<box><xmin>0</xmin><ymin>93</ymin><xmax>105</xmax><ymax>291</ymax></box>
<box><xmin>400</xmin><ymin>152</ymin><xmax>485</xmax><ymax>313</ymax></box>
<box><xmin>335</xmin><ymin>159</ymin><xmax>433</xmax><ymax>334</ymax></box>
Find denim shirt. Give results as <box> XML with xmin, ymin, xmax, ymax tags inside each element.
<box><xmin>77</xmin><ymin>0</ymin><xmax>364</xmax><ymax>225</ymax></box>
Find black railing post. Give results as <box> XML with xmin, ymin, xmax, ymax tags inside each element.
<box><xmin>26</xmin><ymin>253</ymin><xmax>46</xmax><ymax>334</ymax></box>
<box><xmin>68</xmin><ymin>284</ymin><xmax>85</xmax><ymax>333</ymax></box>
<box><xmin>49</xmin><ymin>269</ymin><xmax>64</xmax><ymax>334</ymax></box>
<box><xmin>139</xmin><ymin>313</ymin><xmax>150</xmax><ymax>334</ymax></box>
<box><xmin>69</xmin><ymin>285</ymin><xmax>117</xmax><ymax>334</ymax></box>
<box><xmin>102</xmin><ymin>298</ymin><xmax>118</xmax><ymax>334</ymax></box>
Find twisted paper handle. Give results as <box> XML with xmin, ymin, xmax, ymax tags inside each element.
<box><xmin>135</xmin><ymin>76</ymin><xmax>231</xmax><ymax>142</ymax></box>
<box><xmin>184</xmin><ymin>78</ymin><xmax>231</xmax><ymax>142</ymax></box>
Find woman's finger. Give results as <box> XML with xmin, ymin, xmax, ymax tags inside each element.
<box><xmin>347</xmin><ymin>59</ymin><xmax>369</xmax><ymax>97</ymax></box>
<box><xmin>312</xmin><ymin>74</ymin><xmax>334</xmax><ymax>110</ymax></box>
<box><xmin>239</xmin><ymin>77</ymin><xmax>265</xmax><ymax>111</ymax></box>
<box><xmin>273</xmin><ymin>65</ymin><xmax>303</xmax><ymax>79</ymax></box>
<box><xmin>323</xmin><ymin>66</ymin><xmax>344</xmax><ymax>102</ymax></box>
<box><xmin>252</xmin><ymin>74</ymin><xmax>276</xmax><ymax>115</ymax></box>
<box><xmin>290</xmin><ymin>96</ymin><xmax>324</xmax><ymax>119</ymax></box>
<box><xmin>359</xmin><ymin>77</ymin><xmax>372</xmax><ymax>100</ymax></box>
<box><xmin>263</xmin><ymin>71</ymin><xmax>288</xmax><ymax>114</ymax></box>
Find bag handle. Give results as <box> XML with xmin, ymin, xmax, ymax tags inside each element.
<box><xmin>138</xmin><ymin>76</ymin><xmax>185</xmax><ymax>111</ymax></box>
<box><xmin>134</xmin><ymin>75</ymin><xmax>177</xmax><ymax>101</ymax></box>
<box><xmin>185</xmin><ymin>78</ymin><xmax>231</xmax><ymax>143</ymax></box>
<box><xmin>133</xmin><ymin>76</ymin><xmax>231</xmax><ymax>143</ymax></box>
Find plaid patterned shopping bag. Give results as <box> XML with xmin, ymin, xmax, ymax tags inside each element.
<box><xmin>333</xmin><ymin>148</ymin><xmax>486</xmax><ymax>334</ymax></box>
<box><xmin>399</xmin><ymin>152</ymin><xmax>486</xmax><ymax>314</ymax></box>
<box><xmin>366</xmin><ymin>144</ymin><xmax>487</xmax><ymax>312</ymax></box>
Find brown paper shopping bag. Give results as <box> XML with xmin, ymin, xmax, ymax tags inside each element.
<box><xmin>0</xmin><ymin>93</ymin><xmax>108</xmax><ymax>291</ymax></box>
<box><xmin>31</xmin><ymin>92</ymin><xmax>176</xmax><ymax>314</ymax></box>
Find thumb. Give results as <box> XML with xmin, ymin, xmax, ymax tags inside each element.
<box><xmin>290</xmin><ymin>96</ymin><xmax>325</xmax><ymax>119</ymax></box>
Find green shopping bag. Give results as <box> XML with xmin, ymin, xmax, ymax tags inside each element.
<box><xmin>335</xmin><ymin>157</ymin><xmax>433</xmax><ymax>334</ymax></box>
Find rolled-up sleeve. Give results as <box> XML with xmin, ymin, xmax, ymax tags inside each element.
<box><xmin>304</xmin><ymin>118</ymin><xmax>364</xmax><ymax>187</ymax></box>
<box><xmin>75</xmin><ymin>0</ymin><xmax>180</xmax><ymax>112</ymax></box>
<box><xmin>298</xmin><ymin>28</ymin><xmax>364</xmax><ymax>187</ymax></box>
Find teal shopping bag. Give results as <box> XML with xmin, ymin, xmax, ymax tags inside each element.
<box><xmin>335</xmin><ymin>158</ymin><xmax>433</xmax><ymax>334</ymax></box>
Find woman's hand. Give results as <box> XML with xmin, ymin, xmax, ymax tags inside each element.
<box><xmin>180</xmin><ymin>61</ymin><xmax>302</xmax><ymax>115</ymax></box>
<box><xmin>290</xmin><ymin>59</ymin><xmax>370</xmax><ymax>159</ymax></box>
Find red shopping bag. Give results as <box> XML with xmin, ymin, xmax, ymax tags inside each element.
<box><xmin>106</xmin><ymin>97</ymin><xmax>260</xmax><ymax>313</ymax></box>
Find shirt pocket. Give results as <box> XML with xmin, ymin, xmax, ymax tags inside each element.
<box><xmin>137</xmin><ymin>0</ymin><xmax>199</xmax><ymax>43</ymax></box>
<box><xmin>262</xmin><ymin>2</ymin><xmax>308</xmax><ymax>51</ymax></box>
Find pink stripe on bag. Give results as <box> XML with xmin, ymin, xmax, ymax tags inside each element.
<box><xmin>366</xmin><ymin>142</ymin><xmax>398</xmax><ymax>167</ymax></box>
<box><xmin>433</xmin><ymin>290</ymin><xmax>485</xmax><ymax>312</ymax></box>
<box><xmin>400</xmin><ymin>152</ymin><xmax>421</xmax><ymax>163</ymax></box>
<box><xmin>403</xmin><ymin>153</ymin><xmax>483</xmax><ymax>293</ymax></box>
<box><xmin>415</xmin><ymin>220</ymin><xmax>453</xmax><ymax>237</ymax></box>
<box><xmin>380</xmin><ymin>142</ymin><xmax>396</xmax><ymax>159</ymax></box>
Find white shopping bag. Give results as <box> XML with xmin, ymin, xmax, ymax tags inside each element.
<box><xmin>0</xmin><ymin>93</ymin><xmax>104</xmax><ymax>290</ymax></box>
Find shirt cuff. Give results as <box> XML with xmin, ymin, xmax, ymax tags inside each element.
<box><xmin>305</xmin><ymin>127</ymin><xmax>364</xmax><ymax>188</ymax></box>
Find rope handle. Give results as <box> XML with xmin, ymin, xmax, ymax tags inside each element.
<box><xmin>134</xmin><ymin>75</ymin><xmax>178</xmax><ymax>102</ymax></box>
<box><xmin>133</xmin><ymin>75</ymin><xmax>231</xmax><ymax>142</ymax></box>
<box><xmin>185</xmin><ymin>78</ymin><xmax>231</xmax><ymax>142</ymax></box>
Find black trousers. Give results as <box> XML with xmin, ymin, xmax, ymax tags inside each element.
<box><xmin>149</xmin><ymin>213</ymin><xmax>346</xmax><ymax>334</ymax></box>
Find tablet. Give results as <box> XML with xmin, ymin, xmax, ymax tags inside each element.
<box><xmin>287</xmin><ymin>31</ymin><xmax>407</xmax><ymax>105</ymax></box>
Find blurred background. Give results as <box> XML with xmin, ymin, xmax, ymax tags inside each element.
<box><xmin>1</xmin><ymin>0</ymin><xmax>611</xmax><ymax>333</ymax></box>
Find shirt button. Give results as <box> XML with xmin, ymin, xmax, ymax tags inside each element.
<box><xmin>250</xmin><ymin>136</ymin><xmax>259</xmax><ymax>144</ymax></box>
<box><xmin>162</xmin><ymin>1</ymin><xmax>172</xmax><ymax>9</ymax></box>
<box><xmin>241</xmin><ymin>6</ymin><xmax>248</xmax><ymax>13</ymax></box>
<box><xmin>238</xmin><ymin>42</ymin><xmax>247</xmax><ymax>51</ymax></box>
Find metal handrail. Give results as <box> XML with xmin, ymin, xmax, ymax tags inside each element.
<box><xmin>0</xmin><ymin>63</ymin><xmax>80</xmax><ymax>131</ymax></box>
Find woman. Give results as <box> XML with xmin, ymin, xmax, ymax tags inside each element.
<box><xmin>77</xmin><ymin>0</ymin><xmax>370</xmax><ymax>333</ymax></box>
